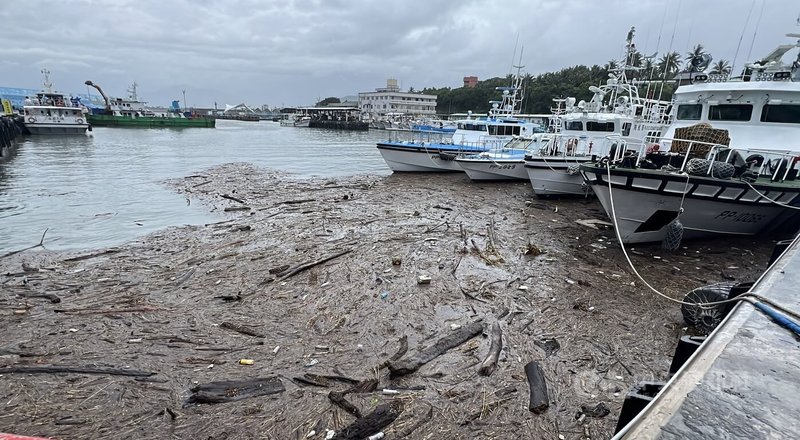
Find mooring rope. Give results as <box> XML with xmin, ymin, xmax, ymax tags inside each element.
<box><xmin>743</xmin><ymin>180</ymin><xmax>800</xmax><ymax>211</ymax></box>
<box><xmin>604</xmin><ymin>161</ymin><xmax>800</xmax><ymax>327</ymax></box>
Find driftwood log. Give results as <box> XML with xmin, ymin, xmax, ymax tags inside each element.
<box><xmin>0</xmin><ymin>365</ymin><xmax>154</xmax><ymax>377</ymax></box>
<box><xmin>388</xmin><ymin>320</ymin><xmax>483</xmax><ymax>378</ymax></box>
<box><xmin>331</xmin><ymin>400</ymin><xmax>404</xmax><ymax>440</ymax></box>
<box><xmin>327</xmin><ymin>378</ymin><xmax>379</xmax><ymax>418</ymax></box>
<box><xmin>293</xmin><ymin>373</ymin><xmax>332</xmax><ymax>388</ymax></box>
<box><xmin>220</xmin><ymin>321</ymin><xmax>265</xmax><ymax>338</ymax></box>
<box><xmin>478</xmin><ymin>322</ymin><xmax>503</xmax><ymax>376</ymax></box>
<box><xmin>276</xmin><ymin>249</ymin><xmax>352</xmax><ymax>281</ymax></box>
<box><xmin>524</xmin><ymin>361</ymin><xmax>549</xmax><ymax>414</ymax></box>
<box><xmin>187</xmin><ymin>377</ymin><xmax>285</xmax><ymax>404</ymax></box>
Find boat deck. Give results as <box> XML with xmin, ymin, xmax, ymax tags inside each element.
<box><xmin>584</xmin><ymin>163</ymin><xmax>800</xmax><ymax>189</ymax></box>
<box><xmin>617</xmin><ymin>235</ymin><xmax>800</xmax><ymax>439</ymax></box>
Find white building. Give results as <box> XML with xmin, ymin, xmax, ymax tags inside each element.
<box><xmin>358</xmin><ymin>79</ymin><xmax>437</xmax><ymax>119</ymax></box>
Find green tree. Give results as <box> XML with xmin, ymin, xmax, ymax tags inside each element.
<box><xmin>640</xmin><ymin>58</ymin><xmax>656</xmax><ymax>78</ymax></box>
<box><xmin>316</xmin><ymin>97</ymin><xmax>340</xmax><ymax>106</ymax></box>
<box><xmin>657</xmin><ymin>51</ymin><xmax>681</xmax><ymax>78</ymax></box>
<box><xmin>710</xmin><ymin>59</ymin><xmax>732</xmax><ymax>75</ymax></box>
<box><xmin>685</xmin><ymin>44</ymin><xmax>709</xmax><ymax>72</ymax></box>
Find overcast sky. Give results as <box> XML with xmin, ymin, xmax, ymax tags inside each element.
<box><xmin>1</xmin><ymin>0</ymin><xmax>797</xmax><ymax>108</ymax></box>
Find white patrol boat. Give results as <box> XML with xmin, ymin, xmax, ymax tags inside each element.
<box><xmin>22</xmin><ymin>69</ymin><xmax>89</xmax><ymax>135</ymax></box>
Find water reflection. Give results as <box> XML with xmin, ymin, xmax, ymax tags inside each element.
<box><xmin>0</xmin><ymin>121</ymin><xmax>391</xmax><ymax>252</ymax></box>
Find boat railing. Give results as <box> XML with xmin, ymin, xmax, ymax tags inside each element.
<box><xmin>607</xmin><ymin>134</ymin><xmax>799</xmax><ymax>182</ymax></box>
<box><xmin>536</xmin><ymin>133</ymin><xmax>633</xmax><ymax>158</ymax></box>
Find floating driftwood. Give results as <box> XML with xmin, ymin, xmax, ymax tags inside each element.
<box><xmin>0</xmin><ymin>228</ymin><xmax>49</xmax><ymax>259</ymax></box>
<box><xmin>220</xmin><ymin>321</ymin><xmax>265</xmax><ymax>338</ymax></box>
<box><xmin>223</xmin><ymin>206</ymin><xmax>251</xmax><ymax>212</ymax></box>
<box><xmin>0</xmin><ymin>365</ymin><xmax>154</xmax><ymax>377</ymax></box>
<box><xmin>388</xmin><ymin>320</ymin><xmax>483</xmax><ymax>378</ymax></box>
<box><xmin>293</xmin><ymin>373</ymin><xmax>331</xmax><ymax>388</ymax></box>
<box><xmin>478</xmin><ymin>322</ymin><xmax>503</xmax><ymax>376</ymax></box>
<box><xmin>221</xmin><ymin>194</ymin><xmax>246</xmax><ymax>204</ymax></box>
<box><xmin>328</xmin><ymin>378</ymin><xmax>379</xmax><ymax>418</ymax></box>
<box><xmin>15</xmin><ymin>291</ymin><xmax>61</xmax><ymax>303</ymax></box>
<box><xmin>524</xmin><ymin>361</ymin><xmax>549</xmax><ymax>414</ymax></box>
<box><xmin>331</xmin><ymin>400</ymin><xmax>404</xmax><ymax>440</ymax></box>
<box><xmin>187</xmin><ymin>377</ymin><xmax>285</xmax><ymax>404</ymax></box>
<box><xmin>62</xmin><ymin>248</ymin><xmax>120</xmax><ymax>262</ymax></box>
<box><xmin>275</xmin><ymin>249</ymin><xmax>352</xmax><ymax>282</ymax></box>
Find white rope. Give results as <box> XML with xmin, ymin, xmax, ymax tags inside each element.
<box><xmin>677</xmin><ymin>172</ymin><xmax>691</xmax><ymax>216</ymax></box>
<box><xmin>605</xmin><ymin>161</ymin><xmax>758</xmax><ymax>308</ymax></box>
<box><xmin>744</xmin><ymin>180</ymin><xmax>800</xmax><ymax>211</ymax></box>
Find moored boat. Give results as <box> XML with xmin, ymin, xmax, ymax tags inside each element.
<box><xmin>21</xmin><ymin>69</ymin><xmax>89</xmax><ymax>135</ymax></box>
<box><xmin>455</xmin><ymin>135</ymin><xmax>550</xmax><ymax>181</ymax></box>
<box><xmin>84</xmin><ymin>81</ymin><xmax>215</xmax><ymax>128</ymax></box>
<box><xmin>525</xmin><ymin>30</ymin><xmax>671</xmax><ymax>197</ymax></box>
<box><xmin>379</xmin><ymin>62</ymin><xmax>541</xmax><ymax>173</ymax></box>
<box><xmin>580</xmin><ymin>32</ymin><xmax>800</xmax><ymax>245</ymax></box>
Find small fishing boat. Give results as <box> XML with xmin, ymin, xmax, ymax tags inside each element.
<box><xmin>580</xmin><ymin>32</ymin><xmax>800</xmax><ymax>245</ymax></box>
<box><xmin>378</xmin><ymin>63</ymin><xmax>541</xmax><ymax>173</ymax></box>
<box><xmin>450</xmin><ymin>64</ymin><xmax>550</xmax><ymax>181</ymax></box>
<box><xmin>21</xmin><ymin>69</ymin><xmax>89</xmax><ymax>135</ymax></box>
<box><xmin>525</xmin><ymin>29</ymin><xmax>671</xmax><ymax>197</ymax></box>
<box><xmin>454</xmin><ymin>135</ymin><xmax>550</xmax><ymax>181</ymax></box>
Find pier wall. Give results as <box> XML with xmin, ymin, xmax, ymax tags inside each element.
<box><xmin>0</xmin><ymin>115</ymin><xmax>26</xmax><ymax>160</ymax></box>
<box><xmin>308</xmin><ymin>120</ymin><xmax>368</xmax><ymax>131</ymax></box>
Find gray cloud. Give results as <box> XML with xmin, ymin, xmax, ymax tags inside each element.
<box><xmin>1</xmin><ymin>0</ymin><xmax>796</xmax><ymax>107</ymax></box>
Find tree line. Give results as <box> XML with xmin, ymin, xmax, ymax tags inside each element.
<box><xmin>419</xmin><ymin>43</ymin><xmax>732</xmax><ymax>115</ymax></box>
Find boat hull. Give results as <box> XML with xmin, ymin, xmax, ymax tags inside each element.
<box><xmin>455</xmin><ymin>158</ymin><xmax>527</xmax><ymax>181</ymax></box>
<box><xmin>25</xmin><ymin>123</ymin><xmax>88</xmax><ymax>135</ymax></box>
<box><xmin>377</xmin><ymin>142</ymin><xmax>487</xmax><ymax>172</ymax></box>
<box><xmin>581</xmin><ymin>165</ymin><xmax>800</xmax><ymax>243</ymax></box>
<box><xmin>87</xmin><ymin>114</ymin><xmax>215</xmax><ymax>128</ymax></box>
<box><xmin>525</xmin><ymin>156</ymin><xmax>592</xmax><ymax>196</ymax></box>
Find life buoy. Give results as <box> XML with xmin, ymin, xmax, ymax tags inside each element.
<box><xmin>76</xmin><ymin>118</ymin><xmax>84</xmax><ymax>124</ymax></box>
<box><xmin>28</xmin><ymin>117</ymin><xmax>36</xmax><ymax>123</ymax></box>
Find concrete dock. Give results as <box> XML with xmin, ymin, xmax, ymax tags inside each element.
<box><xmin>617</xmin><ymin>234</ymin><xmax>800</xmax><ymax>438</ymax></box>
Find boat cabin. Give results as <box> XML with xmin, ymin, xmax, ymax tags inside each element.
<box><xmin>663</xmin><ymin>37</ymin><xmax>800</xmax><ymax>153</ymax></box>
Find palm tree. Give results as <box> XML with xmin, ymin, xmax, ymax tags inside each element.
<box><xmin>626</xmin><ymin>49</ymin><xmax>643</xmax><ymax>68</ymax></box>
<box><xmin>710</xmin><ymin>60</ymin><xmax>732</xmax><ymax>75</ymax></box>
<box><xmin>657</xmin><ymin>51</ymin><xmax>681</xmax><ymax>78</ymax></box>
<box><xmin>685</xmin><ymin>44</ymin><xmax>709</xmax><ymax>72</ymax></box>
<box><xmin>604</xmin><ymin>59</ymin><xmax>619</xmax><ymax>71</ymax></box>
<box><xmin>640</xmin><ymin>58</ymin><xmax>657</xmax><ymax>79</ymax></box>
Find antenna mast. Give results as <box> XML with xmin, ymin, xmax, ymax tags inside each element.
<box><xmin>41</xmin><ymin>68</ymin><xmax>53</xmax><ymax>93</ymax></box>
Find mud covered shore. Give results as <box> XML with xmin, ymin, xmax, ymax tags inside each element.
<box><xmin>1</xmin><ymin>163</ymin><xmax>775</xmax><ymax>439</ymax></box>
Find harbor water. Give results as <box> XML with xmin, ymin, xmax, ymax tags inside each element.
<box><xmin>0</xmin><ymin>120</ymin><xmax>391</xmax><ymax>253</ymax></box>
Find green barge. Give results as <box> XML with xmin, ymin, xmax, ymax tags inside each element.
<box><xmin>84</xmin><ymin>80</ymin><xmax>215</xmax><ymax>129</ymax></box>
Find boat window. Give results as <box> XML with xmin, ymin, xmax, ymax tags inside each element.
<box><xmin>586</xmin><ymin>121</ymin><xmax>615</xmax><ymax>132</ymax></box>
<box><xmin>709</xmin><ymin>104</ymin><xmax>752</xmax><ymax>121</ymax></box>
<box><xmin>488</xmin><ymin>125</ymin><xmax>522</xmax><ymax>136</ymax></box>
<box><xmin>760</xmin><ymin>104</ymin><xmax>800</xmax><ymax>124</ymax></box>
<box><xmin>645</xmin><ymin>131</ymin><xmax>661</xmax><ymax>143</ymax></box>
<box><xmin>622</xmin><ymin>122</ymin><xmax>631</xmax><ymax>136</ymax></box>
<box><xmin>676</xmin><ymin>104</ymin><xmax>702</xmax><ymax>120</ymax></box>
<box><xmin>565</xmin><ymin>121</ymin><xmax>583</xmax><ymax>131</ymax></box>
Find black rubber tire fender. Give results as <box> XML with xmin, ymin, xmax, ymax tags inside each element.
<box><xmin>681</xmin><ymin>282</ymin><xmax>737</xmax><ymax>334</ymax></box>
